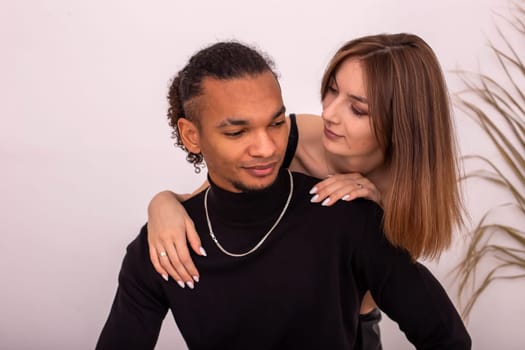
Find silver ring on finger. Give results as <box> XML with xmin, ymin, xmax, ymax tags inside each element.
<box><xmin>159</xmin><ymin>251</ymin><xmax>168</xmax><ymax>258</ymax></box>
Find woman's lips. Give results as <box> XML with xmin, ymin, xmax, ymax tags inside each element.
<box><xmin>324</xmin><ymin>126</ymin><xmax>342</xmax><ymax>140</ymax></box>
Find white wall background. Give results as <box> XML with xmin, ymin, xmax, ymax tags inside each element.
<box><xmin>1</xmin><ymin>0</ymin><xmax>524</xmax><ymax>349</ymax></box>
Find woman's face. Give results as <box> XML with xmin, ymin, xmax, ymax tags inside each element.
<box><xmin>321</xmin><ymin>58</ymin><xmax>384</xmax><ymax>174</ymax></box>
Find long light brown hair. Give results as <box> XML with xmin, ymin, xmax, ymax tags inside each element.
<box><xmin>321</xmin><ymin>33</ymin><xmax>463</xmax><ymax>260</ymax></box>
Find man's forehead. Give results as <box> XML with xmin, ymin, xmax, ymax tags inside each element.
<box><xmin>198</xmin><ymin>72</ymin><xmax>284</xmax><ymax>125</ymax></box>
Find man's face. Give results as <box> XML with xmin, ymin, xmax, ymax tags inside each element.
<box><xmin>180</xmin><ymin>71</ymin><xmax>288</xmax><ymax>193</ymax></box>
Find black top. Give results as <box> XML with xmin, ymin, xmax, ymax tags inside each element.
<box><xmin>96</xmin><ymin>170</ymin><xmax>471</xmax><ymax>350</ymax></box>
<box><xmin>282</xmin><ymin>113</ymin><xmax>298</xmax><ymax>168</ymax></box>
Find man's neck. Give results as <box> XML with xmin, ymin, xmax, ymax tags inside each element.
<box><xmin>205</xmin><ymin>169</ymin><xmax>292</xmax><ymax>224</ymax></box>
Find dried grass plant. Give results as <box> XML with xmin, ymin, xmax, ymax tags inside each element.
<box><xmin>454</xmin><ymin>1</ymin><xmax>525</xmax><ymax>318</ymax></box>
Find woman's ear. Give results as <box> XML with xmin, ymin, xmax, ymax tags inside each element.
<box><xmin>177</xmin><ymin>118</ymin><xmax>201</xmax><ymax>154</ymax></box>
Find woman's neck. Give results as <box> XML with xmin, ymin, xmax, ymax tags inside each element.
<box><xmin>364</xmin><ymin>164</ymin><xmax>391</xmax><ymax>197</ymax></box>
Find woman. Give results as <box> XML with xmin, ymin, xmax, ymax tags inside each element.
<box><xmin>147</xmin><ymin>33</ymin><xmax>463</xmax><ymax>347</ymax></box>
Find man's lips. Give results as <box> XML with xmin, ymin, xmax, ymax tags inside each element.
<box><xmin>243</xmin><ymin>162</ymin><xmax>278</xmax><ymax>176</ymax></box>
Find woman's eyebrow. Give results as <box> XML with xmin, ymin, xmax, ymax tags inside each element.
<box><xmin>348</xmin><ymin>94</ymin><xmax>368</xmax><ymax>104</ymax></box>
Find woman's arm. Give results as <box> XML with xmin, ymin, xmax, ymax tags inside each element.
<box><xmin>291</xmin><ymin>114</ymin><xmax>381</xmax><ymax>207</ymax></box>
<box><xmin>147</xmin><ymin>181</ymin><xmax>208</xmax><ymax>288</ymax></box>
<box><xmin>308</xmin><ymin>173</ymin><xmax>382</xmax><ymax>207</ymax></box>
<box><xmin>147</xmin><ymin>114</ymin><xmax>381</xmax><ymax>288</ymax></box>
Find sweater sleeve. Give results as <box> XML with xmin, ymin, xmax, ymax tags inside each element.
<box><xmin>95</xmin><ymin>225</ymin><xmax>168</xmax><ymax>350</ymax></box>
<box><xmin>354</xmin><ymin>201</ymin><xmax>471</xmax><ymax>350</ymax></box>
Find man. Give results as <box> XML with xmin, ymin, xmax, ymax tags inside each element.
<box><xmin>96</xmin><ymin>41</ymin><xmax>471</xmax><ymax>349</ymax></box>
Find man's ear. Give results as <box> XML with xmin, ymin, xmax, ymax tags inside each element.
<box><xmin>177</xmin><ymin>118</ymin><xmax>201</xmax><ymax>154</ymax></box>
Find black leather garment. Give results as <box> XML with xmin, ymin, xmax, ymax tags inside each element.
<box><xmin>357</xmin><ymin>308</ymin><xmax>383</xmax><ymax>350</ymax></box>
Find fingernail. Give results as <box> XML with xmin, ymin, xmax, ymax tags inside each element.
<box><xmin>322</xmin><ymin>198</ymin><xmax>331</xmax><ymax>206</ymax></box>
<box><xmin>193</xmin><ymin>275</ymin><xmax>200</xmax><ymax>283</ymax></box>
<box><xmin>176</xmin><ymin>280</ymin><xmax>185</xmax><ymax>288</ymax></box>
<box><xmin>186</xmin><ymin>281</ymin><xmax>194</xmax><ymax>289</ymax></box>
<box><xmin>310</xmin><ymin>194</ymin><xmax>319</xmax><ymax>203</ymax></box>
<box><xmin>342</xmin><ymin>195</ymin><xmax>350</xmax><ymax>201</ymax></box>
<box><xmin>199</xmin><ymin>246</ymin><xmax>207</xmax><ymax>257</ymax></box>
<box><xmin>309</xmin><ymin>186</ymin><xmax>318</xmax><ymax>194</ymax></box>
<box><xmin>162</xmin><ymin>274</ymin><xmax>169</xmax><ymax>281</ymax></box>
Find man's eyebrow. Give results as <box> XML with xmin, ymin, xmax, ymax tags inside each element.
<box><xmin>272</xmin><ymin>105</ymin><xmax>286</xmax><ymax>119</ymax></box>
<box><xmin>217</xmin><ymin>105</ymin><xmax>286</xmax><ymax>128</ymax></box>
<box><xmin>217</xmin><ymin>118</ymin><xmax>249</xmax><ymax>127</ymax></box>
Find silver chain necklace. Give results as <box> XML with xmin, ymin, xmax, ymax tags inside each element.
<box><xmin>204</xmin><ymin>169</ymin><xmax>294</xmax><ymax>257</ymax></box>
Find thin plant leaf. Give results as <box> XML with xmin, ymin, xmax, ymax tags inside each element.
<box><xmin>458</xmin><ymin>100</ymin><xmax>525</xmax><ymax>181</ymax></box>
<box><xmin>454</xmin><ymin>0</ymin><xmax>525</xmax><ymax>319</ymax></box>
<box><xmin>461</xmin><ymin>155</ymin><xmax>525</xmax><ymax>208</ymax></box>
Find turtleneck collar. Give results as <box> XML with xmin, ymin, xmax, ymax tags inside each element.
<box><xmin>205</xmin><ymin>168</ymin><xmax>292</xmax><ymax>225</ymax></box>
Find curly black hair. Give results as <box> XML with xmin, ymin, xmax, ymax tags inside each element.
<box><xmin>167</xmin><ymin>41</ymin><xmax>277</xmax><ymax>172</ymax></box>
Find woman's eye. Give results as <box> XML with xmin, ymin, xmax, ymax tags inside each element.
<box><xmin>351</xmin><ymin>105</ymin><xmax>368</xmax><ymax>116</ymax></box>
<box><xmin>270</xmin><ymin>120</ymin><xmax>285</xmax><ymax>128</ymax></box>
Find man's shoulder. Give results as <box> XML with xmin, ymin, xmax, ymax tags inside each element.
<box><xmin>181</xmin><ymin>190</ymin><xmax>206</xmax><ymax>213</ymax></box>
<box><xmin>290</xmin><ymin>170</ymin><xmax>321</xmax><ymax>189</ymax></box>
<box><xmin>291</xmin><ymin>171</ymin><xmax>382</xmax><ymax>212</ymax></box>
<box><xmin>290</xmin><ymin>171</ymin><xmax>384</xmax><ymax>245</ymax></box>
<box><xmin>121</xmin><ymin>224</ymin><xmax>160</xmax><ymax>277</ymax></box>
<box><xmin>125</xmin><ymin>224</ymin><xmax>149</xmax><ymax>258</ymax></box>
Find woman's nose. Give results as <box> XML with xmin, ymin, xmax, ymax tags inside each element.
<box><xmin>322</xmin><ymin>98</ymin><xmax>340</xmax><ymax>125</ymax></box>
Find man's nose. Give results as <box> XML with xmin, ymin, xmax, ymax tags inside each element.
<box><xmin>248</xmin><ymin>130</ymin><xmax>276</xmax><ymax>158</ymax></box>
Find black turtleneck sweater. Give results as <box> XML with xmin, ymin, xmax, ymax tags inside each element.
<box><xmin>96</xmin><ymin>170</ymin><xmax>471</xmax><ymax>349</ymax></box>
